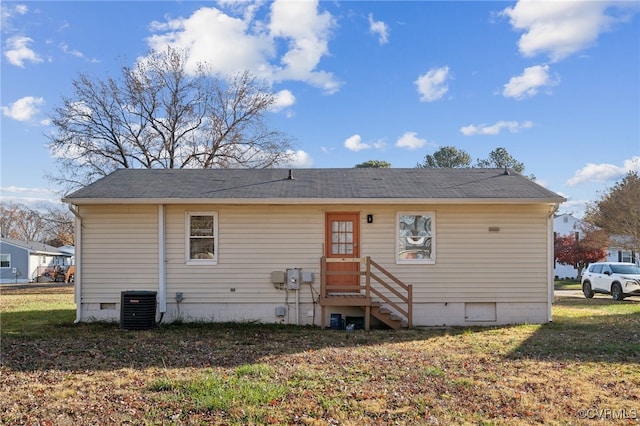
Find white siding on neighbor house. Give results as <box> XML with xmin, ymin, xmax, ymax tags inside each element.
<box><xmin>77</xmin><ymin>202</ymin><xmax>554</xmax><ymax>325</ymax></box>
<box><xmin>553</xmin><ymin>214</ymin><xmax>582</xmax><ymax>279</ymax></box>
<box><xmin>553</xmin><ymin>214</ymin><xmax>638</xmax><ymax>274</ymax></box>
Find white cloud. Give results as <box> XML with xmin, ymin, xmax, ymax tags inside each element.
<box><xmin>344</xmin><ymin>134</ymin><xmax>370</xmax><ymax>152</ymax></box>
<box><xmin>460</xmin><ymin>120</ymin><xmax>533</xmax><ymax>136</ymax></box>
<box><xmin>1</xmin><ymin>4</ymin><xmax>28</xmax><ymax>32</ymax></box>
<box><xmin>59</xmin><ymin>42</ymin><xmax>83</xmax><ymax>58</ymax></box>
<box><xmin>567</xmin><ymin>163</ymin><xmax>621</xmax><ymax>185</ymax></box>
<box><xmin>148</xmin><ymin>7</ymin><xmax>270</xmax><ymax>76</ymax></box>
<box><xmin>415</xmin><ymin>66</ymin><xmax>450</xmax><ymax>102</ymax></box>
<box><xmin>557</xmin><ymin>199</ymin><xmax>590</xmax><ymax>219</ymax></box>
<box><xmin>503</xmin><ymin>64</ymin><xmax>558</xmax><ymax>99</ymax></box>
<box><xmin>1</xmin><ymin>186</ymin><xmax>53</xmax><ymax>195</ymax></box>
<box><xmin>4</xmin><ymin>35</ymin><xmax>43</xmax><ymax>67</ymax></box>
<box><xmin>321</xmin><ymin>146</ymin><xmax>333</xmax><ymax>154</ymax></box>
<box><xmin>534</xmin><ymin>178</ymin><xmax>550</xmax><ymax>189</ymax></box>
<box><xmin>268</xmin><ymin>0</ymin><xmax>338</xmax><ymax>93</ymax></box>
<box><xmin>147</xmin><ymin>1</ymin><xmax>339</xmax><ymax>94</ymax></box>
<box><xmin>15</xmin><ymin>4</ymin><xmax>28</xmax><ymax>15</ymax></box>
<box><xmin>270</xmin><ymin>89</ymin><xmax>296</xmax><ymax>112</ymax></box>
<box><xmin>501</xmin><ymin>0</ymin><xmax>637</xmax><ymax>62</ymax></box>
<box><xmin>368</xmin><ymin>13</ymin><xmax>389</xmax><ymax>45</ymax></box>
<box><xmin>1</xmin><ymin>96</ymin><xmax>44</xmax><ymax>121</ymax></box>
<box><xmin>57</xmin><ymin>21</ymin><xmax>70</xmax><ymax>32</ymax></box>
<box><xmin>395</xmin><ymin>132</ymin><xmax>427</xmax><ymax>150</ymax></box>
<box><xmin>0</xmin><ymin>186</ymin><xmax>59</xmax><ymax>206</ymax></box>
<box><xmin>285</xmin><ymin>149</ymin><xmax>313</xmax><ymax>167</ymax></box>
<box><xmin>567</xmin><ymin>156</ymin><xmax>640</xmax><ymax>186</ymax></box>
<box><xmin>372</xmin><ymin>139</ymin><xmax>386</xmax><ymax>150</ymax></box>
<box><xmin>216</xmin><ymin>0</ymin><xmax>265</xmax><ymax>22</ymax></box>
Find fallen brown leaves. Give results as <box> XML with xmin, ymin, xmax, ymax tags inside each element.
<box><xmin>1</xmin><ymin>286</ymin><xmax>639</xmax><ymax>425</ymax></box>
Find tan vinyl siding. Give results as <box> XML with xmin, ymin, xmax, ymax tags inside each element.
<box><xmin>359</xmin><ymin>204</ymin><xmax>551</xmax><ymax>303</ymax></box>
<box><xmin>161</xmin><ymin>203</ymin><xmax>550</xmax><ymax>304</ymax></box>
<box><xmin>164</xmin><ymin>205</ymin><xmax>325</xmax><ymax>305</ymax></box>
<box><xmin>79</xmin><ymin>205</ymin><xmax>158</xmax><ymax>303</ymax></box>
<box><xmin>78</xmin><ymin>202</ymin><xmax>553</xmax><ymax>319</ymax></box>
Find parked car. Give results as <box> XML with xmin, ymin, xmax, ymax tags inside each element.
<box><xmin>581</xmin><ymin>262</ymin><xmax>640</xmax><ymax>300</ymax></box>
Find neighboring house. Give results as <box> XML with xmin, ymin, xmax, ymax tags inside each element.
<box><xmin>553</xmin><ymin>213</ymin><xmax>639</xmax><ymax>279</ymax></box>
<box><xmin>58</xmin><ymin>245</ymin><xmax>76</xmax><ymax>262</ymax></box>
<box><xmin>0</xmin><ymin>237</ymin><xmax>74</xmax><ymax>284</ymax></box>
<box><xmin>606</xmin><ymin>235</ymin><xmax>639</xmax><ymax>266</ymax></box>
<box><xmin>553</xmin><ymin>213</ymin><xmax>583</xmax><ymax>279</ymax></box>
<box><xmin>63</xmin><ymin>168</ymin><xmax>565</xmax><ymax>328</ymax></box>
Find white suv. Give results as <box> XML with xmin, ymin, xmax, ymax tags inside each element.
<box><xmin>581</xmin><ymin>262</ymin><xmax>640</xmax><ymax>300</ymax></box>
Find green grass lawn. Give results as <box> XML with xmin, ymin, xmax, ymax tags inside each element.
<box><xmin>1</xmin><ymin>290</ymin><xmax>75</xmax><ymax>338</ymax></box>
<box><xmin>2</xmin><ymin>286</ymin><xmax>639</xmax><ymax>425</ymax></box>
<box><xmin>554</xmin><ymin>279</ymin><xmax>581</xmax><ymax>290</ymax></box>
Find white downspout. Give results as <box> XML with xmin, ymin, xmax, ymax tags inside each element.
<box><xmin>67</xmin><ymin>204</ymin><xmax>82</xmax><ymax>323</ymax></box>
<box><xmin>547</xmin><ymin>203</ymin><xmax>560</xmax><ymax>322</ymax></box>
<box><xmin>158</xmin><ymin>205</ymin><xmax>166</xmax><ymax>315</ymax></box>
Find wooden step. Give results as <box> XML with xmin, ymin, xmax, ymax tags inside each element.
<box><xmin>370</xmin><ymin>305</ymin><xmax>405</xmax><ymax>330</ymax></box>
<box><xmin>320</xmin><ymin>294</ymin><xmax>370</xmax><ymax>307</ymax></box>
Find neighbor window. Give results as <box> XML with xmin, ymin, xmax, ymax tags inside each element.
<box><xmin>186</xmin><ymin>212</ymin><xmax>218</xmax><ymax>264</ymax></box>
<box><xmin>620</xmin><ymin>251</ymin><xmax>635</xmax><ymax>263</ymax></box>
<box><xmin>397</xmin><ymin>212</ymin><xmax>435</xmax><ymax>264</ymax></box>
<box><xmin>0</xmin><ymin>254</ymin><xmax>10</xmax><ymax>268</ymax></box>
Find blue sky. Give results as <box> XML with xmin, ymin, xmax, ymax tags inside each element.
<box><xmin>1</xmin><ymin>0</ymin><xmax>639</xmax><ymax>217</ymax></box>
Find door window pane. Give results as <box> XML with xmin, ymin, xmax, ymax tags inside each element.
<box><xmin>331</xmin><ymin>220</ymin><xmax>353</xmax><ymax>255</ymax></box>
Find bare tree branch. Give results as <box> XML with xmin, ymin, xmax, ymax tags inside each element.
<box><xmin>0</xmin><ymin>202</ymin><xmax>73</xmax><ymax>245</ymax></box>
<box><xmin>47</xmin><ymin>47</ymin><xmax>294</xmax><ymax>193</ymax></box>
<box><xmin>585</xmin><ymin>171</ymin><xmax>640</xmax><ymax>255</ymax></box>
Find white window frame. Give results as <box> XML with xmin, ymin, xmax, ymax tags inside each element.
<box><xmin>185</xmin><ymin>211</ymin><xmax>218</xmax><ymax>265</ymax></box>
<box><xmin>0</xmin><ymin>254</ymin><xmax>10</xmax><ymax>268</ymax></box>
<box><xmin>620</xmin><ymin>251</ymin><xmax>634</xmax><ymax>263</ymax></box>
<box><xmin>396</xmin><ymin>211</ymin><xmax>435</xmax><ymax>265</ymax></box>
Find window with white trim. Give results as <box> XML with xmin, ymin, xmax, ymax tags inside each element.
<box><xmin>0</xmin><ymin>254</ymin><xmax>10</xmax><ymax>268</ymax></box>
<box><xmin>186</xmin><ymin>212</ymin><xmax>218</xmax><ymax>264</ymax></box>
<box><xmin>620</xmin><ymin>251</ymin><xmax>635</xmax><ymax>263</ymax></box>
<box><xmin>396</xmin><ymin>212</ymin><xmax>435</xmax><ymax>264</ymax></box>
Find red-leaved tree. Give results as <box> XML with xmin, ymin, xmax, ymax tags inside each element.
<box><xmin>554</xmin><ymin>230</ymin><xmax>607</xmax><ymax>279</ymax></box>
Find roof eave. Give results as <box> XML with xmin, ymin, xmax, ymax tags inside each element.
<box><xmin>1</xmin><ymin>239</ymin><xmax>69</xmax><ymax>256</ymax></box>
<box><xmin>63</xmin><ymin>197</ymin><xmax>566</xmax><ymax>205</ymax></box>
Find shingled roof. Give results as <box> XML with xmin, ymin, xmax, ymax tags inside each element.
<box><xmin>63</xmin><ymin>168</ymin><xmax>565</xmax><ymax>205</ymax></box>
<box><xmin>0</xmin><ymin>237</ymin><xmax>71</xmax><ymax>255</ymax></box>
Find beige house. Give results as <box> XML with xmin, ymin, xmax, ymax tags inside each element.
<box><xmin>63</xmin><ymin>168</ymin><xmax>565</xmax><ymax>329</ymax></box>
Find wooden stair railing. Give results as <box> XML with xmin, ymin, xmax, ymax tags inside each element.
<box><xmin>367</xmin><ymin>257</ymin><xmax>412</xmax><ymax>329</ymax></box>
<box><xmin>320</xmin><ymin>256</ymin><xmax>413</xmax><ymax>330</ymax></box>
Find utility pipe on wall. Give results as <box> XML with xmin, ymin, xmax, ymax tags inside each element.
<box><xmin>158</xmin><ymin>204</ymin><xmax>166</xmax><ymax>315</ymax></box>
<box><xmin>547</xmin><ymin>203</ymin><xmax>561</xmax><ymax>322</ymax></box>
<box><xmin>67</xmin><ymin>204</ymin><xmax>82</xmax><ymax>324</ymax></box>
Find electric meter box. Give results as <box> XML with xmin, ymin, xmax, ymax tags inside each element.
<box><xmin>286</xmin><ymin>268</ymin><xmax>300</xmax><ymax>290</ymax></box>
